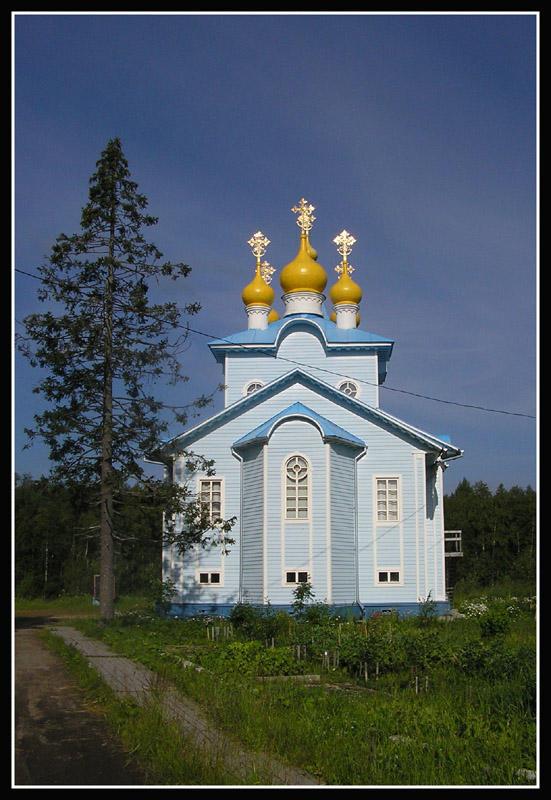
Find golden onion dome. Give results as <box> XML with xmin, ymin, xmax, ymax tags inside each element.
<box><xmin>280</xmin><ymin>233</ymin><xmax>328</xmax><ymax>295</ymax></box>
<box><xmin>268</xmin><ymin>308</ymin><xmax>280</xmax><ymax>323</ymax></box>
<box><xmin>242</xmin><ymin>265</ymin><xmax>275</xmax><ymax>308</ymax></box>
<box><xmin>329</xmin><ymin>264</ymin><xmax>363</xmax><ymax>306</ymax></box>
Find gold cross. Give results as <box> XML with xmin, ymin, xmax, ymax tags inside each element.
<box><xmin>291</xmin><ymin>198</ymin><xmax>316</xmax><ymax>232</ymax></box>
<box><xmin>333</xmin><ymin>230</ymin><xmax>357</xmax><ymax>275</ymax></box>
<box><xmin>247</xmin><ymin>231</ymin><xmax>270</xmax><ymax>263</ymax></box>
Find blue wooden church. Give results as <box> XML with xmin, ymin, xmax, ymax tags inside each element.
<box><xmin>157</xmin><ymin>199</ymin><xmax>463</xmax><ymax>619</ymax></box>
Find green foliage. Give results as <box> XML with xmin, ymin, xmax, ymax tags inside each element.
<box><xmin>416</xmin><ymin>591</ymin><xmax>439</xmax><ymax>626</ymax></box>
<box><xmin>478</xmin><ymin>602</ymin><xmax>511</xmax><ymax>640</ymax></box>
<box><xmin>54</xmin><ymin>593</ymin><xmax>536</xmax><ymax>787</ymax></box>
<box><xmin>17</xmin><ymin>138</ymin><xmax>200</xmax><ymax>486</ymax></box>
<box><xmin>444</xmin><ymin>480</ymin><xmax>536</xmax><ymax>589</ymax></box>
<box><xmin>200</xmin><ymin>640</ymin><xmax>304</xmax><ymax>677</ymax></box>
<box><xmin>14</xmin><ymin>474</ymin><xmax>163</xmax><ymax>598</ymax></box>
<box><xmin>229</xmin><ymin>602</ymin><xmax>291</xmax><ymax>642</ymax></box>
<box><xmin>16</xmin><ymin>139</ymin><xmax>234</xmax><ymax>618</ymax></box>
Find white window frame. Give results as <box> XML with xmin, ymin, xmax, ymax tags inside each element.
<box><xmin>284</xmin><ymin>569</ymin><xmax>310</xmax><ymax>585</ymax></box>
<box><xmin>337</xmin><ymin>379</ymin><xmax>360</xmax><ymax>399</ymax></box>
<box><xmin>196</xmin><ymin>570</ymin><xmax>223</xmax><ymax>586</ymax></box>
<box><xmin>283</xmin><ymin>454</ymin><xmax>311</xmax><ymax>521</ymax></box>
<box><xmin>375</xmin><ymin>476</ymin><xmax>401</xmax><ymax>523</ymax></box>
<box><xmin>243</xmin><ymin>379</ymin><xmax>264</xmax><ymax>396</ymax></box>
<box><xmin>376</xmin><ymin>569</ymin><xmax>402</xmax><ymax>586</ymax></box>
<box><xmin>198</xmin><ymin>477</ymin><xmax>225</xmax><ymax>523</ymax></box>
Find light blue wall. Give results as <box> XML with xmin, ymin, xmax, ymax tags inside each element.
<box><xmin>329</xmin><ymin>441</ymin><xmax>358</xmax><ymax>605</ymax></box>
<box><xmin>241</xmin><ymin>443</ymin><xmax>264</xmax><ymax>604</ymax></box>
<box><xmin>264</xmin><ymin>420</ymin><xmax>326</xmax><ymax>606</ymax></box>
<box><xmin>224</xmin><ymin>326</ymin><xmax>380</xmax><ymax>407</ymax></box>
<box><xmin>164</xmin><ymin>376</ymin><xmax>448</xmax><ymax>611</ymax></box>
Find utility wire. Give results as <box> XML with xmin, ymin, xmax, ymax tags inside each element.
<box><xmin>14</xmin><ymin>266</ymin><xmax>536</xmax><ymax>420</ymax></box>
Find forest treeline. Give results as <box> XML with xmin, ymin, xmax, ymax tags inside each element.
<box><xmin>443</xmin><ymin>478</ymin><xmax>536</xmax><ymax>592</ymax></box>
<box><xmin>14</xmin><ymin>474</ymin><xmax>536</xmax><ymax>600</ymax></box>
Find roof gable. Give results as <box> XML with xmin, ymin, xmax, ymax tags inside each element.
<box><xmin>157</xmin><ymin>368</ymin><xmax>462</xmax><ymax>461</ymax></box>
<box><xmin>233</xmin><ymin>401</ymin><xmax>366</xmax><ymax>451</ymax></box>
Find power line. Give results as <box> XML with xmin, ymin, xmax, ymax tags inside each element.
<box><xmin>181</xmin><ymin>323</ymin><xmax>536</xmax><ymax>419</ymax></box>
<box><xmin>14</xmin><ymin>266</ymin><xmax>536</xmax><ymax>420</ymax></box>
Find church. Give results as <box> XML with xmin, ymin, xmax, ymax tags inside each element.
<box><xmin>157</xmin><ymin>199</ymin><xmax>463</xmax><ymax>619</ymax></box>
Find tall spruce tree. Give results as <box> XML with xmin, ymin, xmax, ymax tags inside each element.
<box><xmin>18</xmin><ymin>139</ymin><xmax>231</xmax><ymax>620</ymax></box>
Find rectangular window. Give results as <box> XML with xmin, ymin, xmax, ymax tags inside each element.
<box><xmin>199</xmin><ymin>478</ymin><xmax>223</xmax><ymax>522</ymax></box>
<box><xmin>197</xmin><ymin>571</ymin><xmax>221</xmax><ymax>585</ymax></box>
<box><xmin>377</xmin><ymin>570</ymin><xmax>401</xmax><ymax>584</ymax></box>
<box><xmin>285</xmin><ymin>570</ymin><xmax>309</xmax><ymax>585</ymax></box>
<box><xmin>376</xmin><ymin>477</ymin><xmax>400</xmax><ymax>522</ymax></box>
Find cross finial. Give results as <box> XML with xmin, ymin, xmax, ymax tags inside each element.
<box><xmin>291</xmin><ymin>198</ymin><xmax>316</xmax><ymax>233</ymax></box>
<box><xmin>260</xmin><ymin>260</ymin><xmax>275</xmax><ymax>285</ymax></box>
<box><xmin>333</xmin><ymin>229</ymin><xmax>356</xmax><ymax>275</ymax></box>
<box><xmin>247</xmin><ymin>231</ymin><xmax>270</xmax><ymax>264</ymax></box>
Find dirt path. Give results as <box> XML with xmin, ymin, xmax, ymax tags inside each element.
<box><xmin>14</xmin><ymin>613</ymin><xmax>152</xmax><ymax>787</ymax></box>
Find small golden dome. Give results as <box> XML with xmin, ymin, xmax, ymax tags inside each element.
<box><xmin>329</xmin><ymin>264</ymin><xmax>362</xmax><ymax>306</ymax></box>
<box><xmin>268</xmin><ymin>308</ymin><xmax>280</xmax><ymax>323</ymax></box>
<box><xmin>242</xmin><ymin>265</ymin><xmax>275</xmax><ymax>308</ymax></box>
<box><xmin>280</xmin><ymin>233</ymin><xmax>328</xmax><ymax>295</ymax></box>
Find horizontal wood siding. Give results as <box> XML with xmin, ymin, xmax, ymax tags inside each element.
<box><xmin>241</xmin><ymin>444</ymin><xmax>264</xmax><ymax>604</ymax></box>
<box><xmin>329</xmin><ymin>442</ymin><xmax>357</xmax><ymax>605</ymax></box>
<box><xmin>166</xmin><ymin>373</ymin><xmax>447</xmax><ymax>609</ymax></box>
<box><xmin>224</xmin><ymin>327</ymin><xmax>380</xmax><ymax>406</ymax></box>
<box><xmin>265</xmin><ymin>420</ymin><xmax>327</xmax><ymax>605</ymax></box>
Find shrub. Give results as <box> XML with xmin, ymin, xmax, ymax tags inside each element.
<box><xmin>454</xmin><ymin>639</ymin><xmax>486</xmax><ymax>672</ymax></box>
<box><xmin>201</xmin><ymin>640</ymin><xmax>304</xmax><ymax>677</ymax></box>
<box><xmin>479</xmin><ymin>603</ymin><xmax>511</xmax><ymax>640</ymax></box>
<box><xmin>401</xmin><ymin>629</ymin><xmax>448</xmax><ymax>670</ymax></box>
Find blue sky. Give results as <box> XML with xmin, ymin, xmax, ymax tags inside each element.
<box><xmin>13</xmin><ymin>12</ymin><xmax>538</xmax><ymax>494</ymax></box>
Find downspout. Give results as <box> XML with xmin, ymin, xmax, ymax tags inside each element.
<box><xmin>354</xmin><ymin>447</ymin><xmax>367</xmax><ymax>619</ymax></box>
<box><xmin>231</xmin><ymin>448</ymin><xmax>244</xmax><ymax>604</ymax></box>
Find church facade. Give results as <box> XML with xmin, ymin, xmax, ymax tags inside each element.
<box><xmin>157</xmin><ymin>199</ymin><xmax>463</xmax><ymax>619</ymax></box>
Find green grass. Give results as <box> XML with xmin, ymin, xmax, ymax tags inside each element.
<box><xmin>22</xmin><ymin>592</ymin><xmax>537</xmax><ymax>786</ymax></box>
<box><xmin>14</xmin><ymin>594</ymin><xmax>150</xmax><ymax>613</ymax></box>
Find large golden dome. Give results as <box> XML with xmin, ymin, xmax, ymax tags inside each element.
<box><xmin>279</xmin><ymin>233</ymin><xmax>327</xmax><ymax>295</ymax></box>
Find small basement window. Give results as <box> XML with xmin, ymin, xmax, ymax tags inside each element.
<box><xmin>198</xmin><ymin>572</ymin><xmax>221</xmax><ymax>585</ymax></box>
<box><xmin>285</xmin><ymin>570</ymin><xmax>309</xmax><ymax>585</ymax></box>
<box><xmin>377</xmin><ymin>570</ymin><xmax>401</xmax><ymax>584</ymax></box>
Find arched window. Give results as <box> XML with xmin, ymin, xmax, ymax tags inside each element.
<box><xmin>285</xmin><ymin>455</ymin><xmax>309</xmax><ymax>519</ymax></box>
<box><xmin>244</xmin><ymin>380</ymin><xmax>264</xmax><ymax>396</ymax></box>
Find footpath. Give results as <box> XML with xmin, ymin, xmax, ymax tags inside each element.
<box><xmin>14</xmin><ymin>616</ymin><xmax>151</xmax><ymax>786</ymax></box>
<box><xmin>14</xmin><ymin>617</ymin><xmax>324</xmax><ymax>787</ymax></box>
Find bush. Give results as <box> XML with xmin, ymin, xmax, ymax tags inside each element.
<box><xmin>401</xmin><ymin>629</ymin><xmax>448</xmax><ymax>670</ymax></box>
<box><xmin>479</xmin><ymin>603</ymin><xmax>511</xmax><ymax>640</ymax></box>
<box><xmin>201</xmin><ymin>640</ymin><xmax>304</xmax><ymax>677</ymax></box>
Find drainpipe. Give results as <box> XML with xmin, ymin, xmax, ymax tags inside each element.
<box><xmin>354</xmin><ymin>448</ymin><xmax>367</xmax><ymax>619</ymax></box>
<box><xmin>231</xmin><ymin>448</ymin><xmax>244</xmax><ymax>604</ymax></box>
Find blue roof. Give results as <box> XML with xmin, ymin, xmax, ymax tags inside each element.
<box><xmin>208</xmin><ymin>314</ymin><xmax>394</xmax><ymax>358</ymax></box>
<box><xmin>233</xmin><ymin>401</ymin><xmax>366</xmax><ymax>450</ymax></box>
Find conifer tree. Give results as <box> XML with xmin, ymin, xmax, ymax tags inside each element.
<box><xmin>18</xmin><ymin>139</ymin><xmax>232</xmax><ymax>620</ymax></box>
